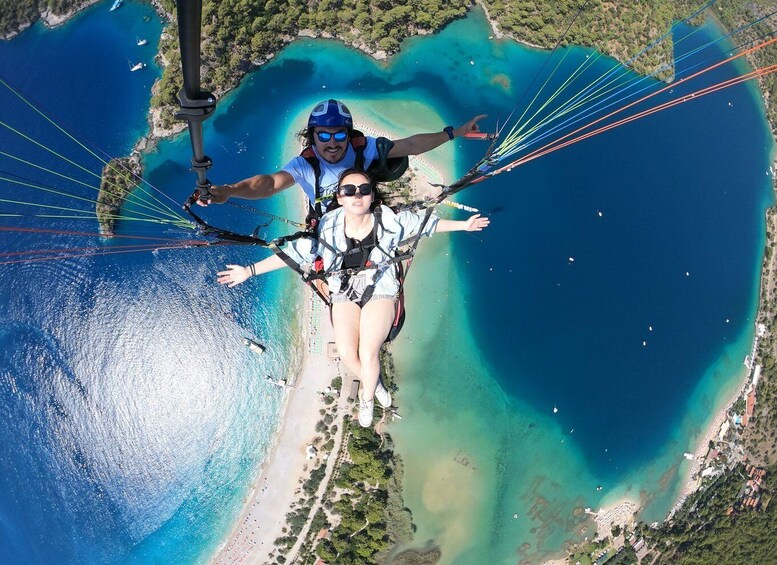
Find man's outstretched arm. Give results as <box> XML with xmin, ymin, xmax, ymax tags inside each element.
<box><xmin>202</xmin><ymin>170</ymin><xmax>295</xmax><ymax>204</ymax></box>
<box><xmin>387</xmin><ymin>114</ymin><xmax>487</xmax><ymax>157</ymax></box>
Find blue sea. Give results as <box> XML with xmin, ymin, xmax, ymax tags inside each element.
<box><xmin>0</xmin><ymin>2</ymin><xmax>772</xmax><ymax>564</ymax></box>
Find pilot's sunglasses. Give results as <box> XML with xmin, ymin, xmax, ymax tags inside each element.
<box><xmin>315</xmin><ymin>131</ymin><xmax>349</xmax><ymax>143</ymax></box>
<box><xmin>339</xmin><ymin>183</ymin><xmax>373</xmax><ymax>197</ymax></box>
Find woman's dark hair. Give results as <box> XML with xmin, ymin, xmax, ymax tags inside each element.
<box><xmin>328</xmin><ymin>168</ymin><xmax>382</xmax><ymax>212</ymax></box>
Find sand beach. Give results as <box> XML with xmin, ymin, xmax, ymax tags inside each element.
<box><xmin>213</xmin><ymin>288</ymin><xmax>340</xmax><ymax>564</ymax></box>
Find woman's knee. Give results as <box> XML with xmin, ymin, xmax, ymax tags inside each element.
<box><xmin>338</xmin><ymin>340</ymin><xmax>358</xmax><ymax>357</ymax></box>
<box><xmin>336</xmin><ymin>340</ymin><xmax>359</xmax><ymax>364</ymax></box>
<box><xmin>357</xmin><ymin>344</ymin><xmax>381</xmax><ymax>366</ymax></box>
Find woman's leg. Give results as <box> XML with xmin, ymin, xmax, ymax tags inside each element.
<box><xmin>331</xmin><ymin>301</ymin><xmax>362</xmax><ymax>378</ymax></box>
<box><xmin>357</xmin><ymin>298</ymin><xmax>396</xmax><ymax>400</ymax></box>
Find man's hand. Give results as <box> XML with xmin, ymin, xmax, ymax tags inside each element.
<box><xmin>196</xmin><ymin>185</ymin><xmax>230</xmax><ymax>206</ymax></box>
<box><xmin>454</xmin><ymin>114</ymin><xmax>488</xmax><ymax>138</ymax></box>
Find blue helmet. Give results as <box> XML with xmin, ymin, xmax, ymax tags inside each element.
<box><xmin>307</xmin><ymin>99</ymin><xmax>353</xmax><ymax>129</ymax></box>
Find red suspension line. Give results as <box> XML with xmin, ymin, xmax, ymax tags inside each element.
<box><xmin>507</xmin><ymin>64</ymin><xmax>777</xmax><ymax>170</ymax></box>
<box><xmin>0</xmin><ymin>225</ymin><xmax>202</xmax><ymax>244</ymax></box>
<box><xmin>0</xmin><ymin>242</ymin><xmax>204</xmax><ymax>266</ymax></box>
<box><xmin>0</xmin><ymin>242</ymin><xmax>199</xmax><ymax>258</ymax></box>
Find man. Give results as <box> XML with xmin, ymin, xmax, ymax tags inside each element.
<box><xmin>202</xmin><ymin>99</ymin><xmax>486</xmax><ymax>217</ymax></box>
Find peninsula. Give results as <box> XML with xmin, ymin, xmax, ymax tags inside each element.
<box><xmin>96</xmin><ymin>156</ymin><xmax>142</xmax><ymax>235</ymax></box>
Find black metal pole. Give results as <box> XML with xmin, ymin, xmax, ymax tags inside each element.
<box><xmin>175</xmin><ymin>0</ymin><xmax>216</xmax><ymax>201</ymax></box>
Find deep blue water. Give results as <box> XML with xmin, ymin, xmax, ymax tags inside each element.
<box><xmin>455</xmin><ymin>22</ymin><xmax>772</xmax><ymax>477</ymax></box>
<box><xmin>0</xmin><ymin>2</ymin><xmax>296</xmax><ymax>564</ymax></box>
<box><xmin>0</xmin><ymin>2</ymin><xmax>772</xmax><ymax>563</ymax></box>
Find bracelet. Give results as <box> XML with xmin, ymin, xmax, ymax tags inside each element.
<box><xmin>443</xmin><ymin>125</ymin><xmax>455</xmax><ymax>140</ymax></box>
<box><xmin>248</xmin><ymin>264</ymin><xmax>256</xmax><ymax>276</ymax></box>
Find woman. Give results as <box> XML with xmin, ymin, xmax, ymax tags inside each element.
<box><xmin>217</xmin><ymin>169</ymin><xmax>489</xmax><ymax>427</ymax></box>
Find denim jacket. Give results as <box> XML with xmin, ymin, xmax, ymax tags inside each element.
<box><xmin>284</xmin><ymin>205</ymin><xmax>439</xmax><ymax>296</ymax></box>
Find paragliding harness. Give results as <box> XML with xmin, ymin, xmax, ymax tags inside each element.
<box><xmin>297</xmin><ymin>133</ymin><xmax>410</xmax><ymax>341</ymax></box>
<box><xmin>269</xmin><ymin>204</ymin><xmax>417</xmax><ymax>343</ymax></box>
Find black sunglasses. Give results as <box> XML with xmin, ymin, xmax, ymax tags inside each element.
<box><xmin>315</xmin><ymin>130</ymin><xmax>349</xmax><ymax>143</ymax></box>
<box><xmin>339</xmin><ymin>183</ymin><xmax>373</xmax><ymax>197</ymax></box>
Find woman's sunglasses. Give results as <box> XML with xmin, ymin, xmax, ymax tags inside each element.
<box><xmin>315</xmin><ymin>130</ymin><xmax>349</xmax><ymax>143</ymax></box>
<box><xmin>338</xmin><ymin>183</ymin><xmax>373</xmax><ymax>197</ymax></box>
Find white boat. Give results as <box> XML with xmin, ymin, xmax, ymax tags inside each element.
<box><xmin>129</xmin><ymin>61</ymin><xmax>146</xmax><ymax>72</ymax></box>
<box><xmin>110</xmin><ymin>0</ymin><xmax>123</xmax><ymax>11</ymax></box>
<box><xmin>265</xmin><ymin>375</ymin><xmax>292</xmax><ymax>389</ymax></box>
<box><xmin>243</xmin><ymin>337</ymin><xmax>265</xmax><ymax>354</ymax></box>
<box><xmin>137</xmin><ymin>37</ymin><xmax>148</xmax><ymax>46</ymax></box>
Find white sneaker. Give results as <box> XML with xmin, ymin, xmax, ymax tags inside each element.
<box><xmin>358</xmin><ymin>397</ymin><xmax>374</xmax><ymax>427</ymax></box>
<box><xmin>375</xmin><ymin>380</ymin><xmax>392</xmax><ymax>408</ymax></box>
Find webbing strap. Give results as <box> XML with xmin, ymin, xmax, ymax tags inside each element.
<box><xmin>399</xmin><ymin>206</ymin><xmax>435</xmax><ymax>283</ymax></box>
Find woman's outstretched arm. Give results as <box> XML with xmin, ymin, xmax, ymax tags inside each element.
<box><xmin>435</xmin><ymin>214</ymin><xmax>490</xmax><ymax>233</ymax></box>
<box><xmin>217</xmin><ymin>254</ymin><xmax>287</xmax><ymax>288</ymax></box>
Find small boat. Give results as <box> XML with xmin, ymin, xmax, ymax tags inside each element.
<box><xmin>243</xmin><ymin>337</ymin><xmax>265</xmax><ymax>354</ymax></box>
<box><xmin>110</xmin><ymin>0</ymin><xmax>123</xmax><ymax>11</ymax></box>
<box><xmin>137</xmin><ymin>37</ymin><xmax>148</xmax><ymax>46</ymax></box>
<box><xmin>265</xmin><ymin>375</ymin><xmax>291</xmax><ymax>389</ymax></box>
<box><xmin>129</xmin><ymin>61</ymin><xmax>146</xmax><ymax>72</ymax></box>
<box><xmin>553</xmin><ymin>405</ymin><xmax>558</xmax><ymax>414</ymax></box>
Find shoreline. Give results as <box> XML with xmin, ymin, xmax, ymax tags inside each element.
<box><xmin>2</xmin><ymin>0</ymin><xmax>171</xmax><ymax>40</ymax></box>
<box><xmin>581</xmin><ymin>363</ymin><xmax>750</xmax><ymax>547</ymax></box>
<box><xmin>40</xmin><ymin>0</ymin><xmax>102</xmax><ymax>30</ymax></box>
<box><xmin>672</xmin><ymin>366</ymin><xmax>752</xmax><ymax>510</ymax></box>
<box><xmin>212</xmin><ymin>272</ymin><xmax>340</xmax><ymax>564</ymax></box>
<box><xmin>593</xmin><ymin>498</ymin><xmax>640</xmax><ymax>541</ymax></box>
<box><xmin>0</xmin><ymin>0</ymin><xmax>100</xmax><ymax>40</ymax></box>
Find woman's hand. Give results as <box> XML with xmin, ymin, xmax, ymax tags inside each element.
<box><xmin>217</xmin><ymin>264</ymin><xmax>251</xmax><ymax>287</ymax></box>
<box><xmin>464</xmin><ymin>214</ymin><xmax>490</xmax><ymax>232</ymax></box>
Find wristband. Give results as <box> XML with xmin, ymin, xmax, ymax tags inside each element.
<box><xmin>248</xmin><ymin>264</ymin><xmax>256</xmax><ymax>276</ymax></box>
<box><xmin>443</xmin><ymin>125</ymin><xmax>455</xmax><ymax>140</ymax></box>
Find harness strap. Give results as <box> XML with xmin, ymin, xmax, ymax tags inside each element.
<box><xmin>399</xmin><ymin>206</ymin><xmax>436</xmax><ymax>283</ymax></box>
<box><xmin>268</xmin><ymin>241</ymin><xmax>332</xmax><ymax>305</ymax></box>
<box><xmin>268</xmin><ymin>242</ymin><xmax>308</xmax><ymax>278</ymax></box>
<box><xmin>301</xmin><ymin>147</ymin><xmax>323</xmax><ymax>222</ymax></box>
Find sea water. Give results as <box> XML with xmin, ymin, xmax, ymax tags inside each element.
<box><xmin>0</xmin><ymin>3</ymin><xmax>772</xmax><ymax>564</ymax></box>
<box><xmin>390</xmin><ymin>11</ymin><xmax>773</xmax><ymax>564</ymax></box>
<box><xmin>0</xmin><ymin>2</ymin><xmax>296</xmax><ymax>563</ymax></box>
